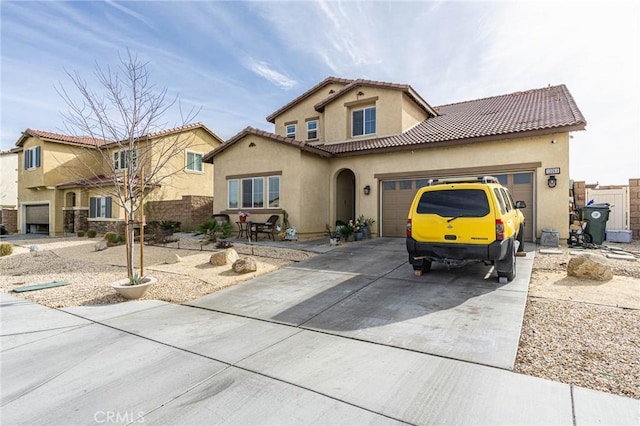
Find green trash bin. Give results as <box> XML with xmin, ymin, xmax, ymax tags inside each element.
<box><xmin>581</xmin><ymin>203</ymin><xmax>611</xmax><ymax>245</ymax></box>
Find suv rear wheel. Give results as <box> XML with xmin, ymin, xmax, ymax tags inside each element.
<box><xmin>496</xmin><ymin>242</ymin><xmax>516</xmax><ymax>281</ymax></box>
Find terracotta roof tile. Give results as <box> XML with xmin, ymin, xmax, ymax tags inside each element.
<box><xmin>265</xmin><ymin>77</ymin><xmax>353</xmax><ymax>123</ymax></box>
<box><xmin>202</xmin><ymin>126</ymin><xmax>332</xmax><ymax>162</ymax></box>
<box><xmin>19</xmin><ymin>122</ymin><xmax>220</xmax><ymax>148</ymax></box>
<box><xmin>313</xmin><ymin>78</ymin><xmax>438</xmax><ymax>117</ymax></box>
<box><xmin>319</xmin><ymin>84</ymin><xmax>586</xmax><ymax>155</ymax></box>
<box><xmin>23</xmin><ymin>129</ymin><xmax>111</xmax><ymax>147</ymax></box>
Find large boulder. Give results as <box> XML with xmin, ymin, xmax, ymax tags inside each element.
<box><xmin>232</xmin><ymin>257</ymin><xmax>257</xmax><ymax>274</ymax></box>
<box><xmin>567</xmin><ymin>254</ymin><xmax>613</xmax><ymax>281</ymax></box>
<box><xmin>94</xmin><ymin>241</ymin><xmax>108</xmax><ymax>251</ymax></box>
<box><xmin>210</xmin><ymin>248</ymin><xmax>239</xmax><ymax>266</ymax></box>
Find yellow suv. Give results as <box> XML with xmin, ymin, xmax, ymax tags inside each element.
<box><xmin>406</xmin><ymin>176</ymin><xmax>526</xmax><ymax>281</ymax></box>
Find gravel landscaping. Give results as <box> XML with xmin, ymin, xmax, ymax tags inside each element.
<box><xmin>1</xmin><ymin>235</ymin><xmax>638</xmax><ymax>400</ymax></box>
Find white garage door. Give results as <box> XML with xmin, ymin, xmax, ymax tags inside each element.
<box><xmin>381</xmin><ymin>172</ymin><xmax>534</xmax><ymax>240</ymax></box>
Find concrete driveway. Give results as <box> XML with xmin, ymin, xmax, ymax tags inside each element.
<box><xmin>2</xmin><ymin>238</ymin><xmax>638</xmax><ymax>425</ymax></box>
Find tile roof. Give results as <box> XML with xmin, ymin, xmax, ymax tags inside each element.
<box><xmin>22</xmin><ymin>129</ymin><xmax>111</xmax><ymax>147</ymax></box>
<box><xmin>18</xmin><ymin>122</ymin><xmax>220</xmax><ymax>148</ymax></box>
<box><xmin>202</xmin><ymin>126</ymin><xmax>332</xmax><ymax>163</ymax></box>
<box><xmin>265</xmin><ymin>77</ymin><xmax>354</xmax><ymax>123</ymax></box>
<box><xmin>200</xmin><ymin>84</ymin><xmax>588</xmax><ymax>163</ymax></box>
<box><xmin>313</xmin><ymin>78</ymin><xmax>438</xmax><ymax>117</ymax></box>
<box><xmin>317</xmin><ymin>84</ymin><xmax>586</xmax><ymax>155</ymax></box>
<box><xmin>56</xmin><ymin>174</ymin><xmax>159</xmax><ymax>189</ymax></box>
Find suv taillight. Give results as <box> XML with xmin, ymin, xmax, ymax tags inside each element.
<box><xmin>496</xmin><ymin>219</ymin><xmax>505</xmax><ymax>241</ymax></box>
<box><xmin>406</xmin><ymin>218</ymin><xmax>412</xmax><ymax>237</ymax></box>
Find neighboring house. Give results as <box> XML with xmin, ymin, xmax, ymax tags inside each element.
<box><xmin>0</xmin><ymin>149</ymin><xmax>19</xmax><ymax>232</ymax></box>
<box><xmin>0</xmin><ymin>150</ymin><xmax>18</xmax><ymax>208</ymax></box>
<box><xmin>204</xmin><ymin>77</ymin><xmax>586</xmax><ymax>241</ymax></box>
<box><xmin>15</xmin><ymin>123</ymin><xmax>223</xmax><ymax>236</ymax></box>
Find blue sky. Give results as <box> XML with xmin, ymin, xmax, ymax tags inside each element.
<box><xmin>1</xmin><ymin>1</ymin><xmax>638</xmax><ymax>184</ymax></box>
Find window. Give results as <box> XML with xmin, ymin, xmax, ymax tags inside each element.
<box><xmin>352</xmin><ymin>106</ymin><xmax>376</xmax><ymax>137</ymax></box>
<box><xmin>113</xmin><ymin>149</ymin><xmax>137</xmax><ymax>170</ymax></box>
<box><xmin>286</xmin><ymin>123</ymin><xmax>296</xmax><ymax>138</ymax></box>
<box><xmin>89</xmin><ymin>197</ymin><xmax>112</xmax><ymax>218</ymax></box>
<box><xmin>399</xmin><ymin>180</ymin><xmax>412</xmax><ymax>190</ymax></box>
<box><xmin>242</xmin><ymin>177</ymin><xmax>264</xmax><ymax>208</ymax></box>
<box><xmin>228</xmin><ymin>180</ymin><xmax>239</xmax><ymax>209</ymax></box>
<box><xmin>186</xmin><ymin>151</ymin><xmax>203</xmax><ymax>172</ymax></box>
<box><xmin>383</xmin><ymin>181</ymin><xmax>396</xmax><ymax>190</ymax></box>
<box><xmin>228</xmin><ymin>175</ymin><xmax>280</xmax><ymax>210</ymax></box>
<box><xmin>513</xmin><ymin>173</ymin><xmax>531</xmax><ymax>184</ymax></box>
<box><xmin>268</xmin><ymin>176</ymin><xmax>280</xmax><ymax>207</ymax></box>
<box><xmin>24</xmin><ymin>146</ymin><xmax>41</xmax><ymax>169</ymax></box>
<box><xmin>307</xmin><ymin>120</ymin><xmax>318</xmax><ymax>140</ymax></box>
<box><xmin>417</xmin><ymin>189</ymin><xmax>490</xmax><ymax>218</ymax></box>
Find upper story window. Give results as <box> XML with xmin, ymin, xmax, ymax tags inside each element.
<box><xmin>285</xmin><ymin>123</ymin><xmax>296</xmax><ymax>138</ymax></box>
<box><xmin>352</xmin><ymin>106</ymin><xmax>376</xmax><ymax>137</ymax></box>
<box><xmin>306</xmin><ymin>120</ymin><xmax>318</xmax><ymax>140</ymax></box>
<box><xmin>113</xmin><ymin>149</ymin><xmax>137</xmax><ymax>170</ymax></box>
<box><xmin>185</xmin><ymin>151</ymin><xmax>203</xmax><ymax>172</ymax></box>
<box><xmin>24</xmin><ymin>146</ymin><xmax>41</xmax><ymax>169</ymax></box>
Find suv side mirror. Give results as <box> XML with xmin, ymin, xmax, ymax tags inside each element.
<box><xmin>515</xmin><ymin>201</ymin><xmax>526</xmax><ymax>209</ymax></box>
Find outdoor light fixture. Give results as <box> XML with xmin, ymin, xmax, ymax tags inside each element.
<box><xmin>547</xmin><ymin>175</ymin><xmax>557</xmax><ymax>188</ymax></box>
<box><xmin>363</xmin><ymin>185</ymin><xmax>371</xmax><ymax>195</ymax></box>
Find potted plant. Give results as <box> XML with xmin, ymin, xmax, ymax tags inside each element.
<box><xmin>111</xmin><ymin>272</ymin><xmax>157</xmax><ymax>299</ymax></box>
<box><xmin>338</xmin><ymin>222</ymin><xmax>354</xmax><ymax>242</ymax></box>
<box><xmin>325</xmin><ymin>224</ymin><xmax>340</xmax><ymax>246</ymax></box>
<box><xmin>237</xmin><ymin>211</ymin><xmax>251</xmax><ymax>223</ymax></box>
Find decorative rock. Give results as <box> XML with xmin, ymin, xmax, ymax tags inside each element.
<box><xmin>30</xmin><ymin>245</ymin><xmax>43</xmax><ymax>252</ymax></box>
<box><xmin>94</xmin><ymin>241</ymin><xmax>108</xmax><ymax>251</ymax></box>
<box><xmin>165</xmin><ymin>253</ymin><xmax>182</xmax><ymax>264</ymax></box>
<box><xmin>232</xmin><ymin>257</ymin><xmax>257</xmax><ymax>274</ymax></box>
<box><xmin>540</xmin><ymin>249</ymin><xmax>563</xmax><ymax>255</ymax></box>
<box><xmin>210</xmin><ymin>248</ymin><xmax>239</xmax><ymax>266</ymax></box>
<box><xmin>567</xmin><ymin>254</ymin><xmax>613</xmax><ymax>281</ymax></box>
<box><xmin>606</xmin><ymin>253</ymin><xmax>636</xmax><ymax>261</ymax></box>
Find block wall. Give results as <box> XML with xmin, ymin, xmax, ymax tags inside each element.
<box><xmin>144</xmin><ymin>196</ymin><xmax>214</xmax><ymax>232</ymax></box>
<box><xmin>0</xmin><ymin>209</ymin><xmax>18</xmax><ymax>233</ymax></box>
<box><xmin>630</xmin><ymin>178</ymin><xmax>640</xmax><ymax>240</ymax></box>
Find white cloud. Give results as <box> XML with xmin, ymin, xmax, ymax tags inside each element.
<box><xmin>244</xmin><ymin>58</ymin><xmax>297</xmax><ymax>89</ymax></box>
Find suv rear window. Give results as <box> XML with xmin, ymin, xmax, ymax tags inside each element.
<box><xmin>417</xmin><ymin>189</ymin><xmax>490</xmax><ymax>217</ymax></box>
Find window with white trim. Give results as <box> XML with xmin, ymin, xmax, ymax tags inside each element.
<box><xmin>89</xmin><ymin>196</ymin><xmax>112</xmax><ymax>218</ymax></box>
<box><xmin>227</xmin><ymin>175</ymin><xmax>280</xmax><ymax>210</ymax></box>
<box><xmin>285</xmin><ymin>123</ymin><xmax>296</xmax><ymax>138</ymax></box>
<box><xmin>228</xmin><ymin>180</ymin><xmax>239</xmax><ymax>209</ymax></box>
<box><xmin>306</xmin><ymin>120</ymin><xmax>318</xmax><ymax>140</ymax></box>
<box><xmin>186</xmin><ymin>151</ymin><xmax>203</xmax><ymax>172</ymax></box>
<box><xmin>24</xmin><ymin>146</ymin><xmax>41</xmax><ymax>169</ymax></box>
<box><xmin>113</xmin><ymin>149</ymin><xmax>137</xmax><ymax>170</ymax></box>
<box><xmin>352</xmin><ymin>106</ymin><xmax>376</xmax><ymax>137</ymax></box>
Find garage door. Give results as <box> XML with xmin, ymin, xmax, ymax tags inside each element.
<box><xmin>25</xmin><ymin>204</ymin><xmax>49</xmax><ymax>224</ymax></box>
<box><xmin>381</xmin><ymin>172</ymin><xmax>534</xmax><ymax>241</ymax></box>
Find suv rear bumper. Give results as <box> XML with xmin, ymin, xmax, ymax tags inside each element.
<box><xmin>406</xmin><ymin>237</ymin><xmax>512</xmax><ymax>263</ymax></box>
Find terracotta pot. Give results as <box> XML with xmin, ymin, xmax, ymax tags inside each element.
<box><xmin>239</xmin><ymin>216</ymin><xmax>247</xmax><ymax>223</ymax></box>
<box><xmin>111</xmin><ymin>276</ymin><xmax>157</xmax><ymax>300</ymax></box>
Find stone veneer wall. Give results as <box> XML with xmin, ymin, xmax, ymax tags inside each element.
<box><xmin>630</xmin><ymin>178</ymin><xmax>640</xmax><ymax>240</ymax></box>
<box><xmin>0</xmin><ymin>208</ymin><xmax>18</xmax><ymax>233</ymax></box>
<box><xmin>144</xmin><ymin>195</ymin><xmax>214</xmax><ymax>232</ymax></box>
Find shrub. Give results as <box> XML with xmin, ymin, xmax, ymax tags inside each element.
<box><xmin>87</xmin><ymin>229</ymin><xmax>97</xmax><ymax>238</ymax></box>
<box><xmin>0</xmin><ymin>243</ymin><xmax>13</xmax><ymax>257</ymax></box>
<box><xmin>77</xmin><ymin>230</ymin><xmax>86</xmax><ymax>237</ymax></box>
<box><xmin>105</xmin><ymin>232</ymin><xmax>125</xmax><ymax>246</ymax></box>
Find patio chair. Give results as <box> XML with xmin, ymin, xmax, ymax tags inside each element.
<box><xmin>250</xmin><ymin>215</ymin><xmax>279</xmax><ymax>240</ymax></box>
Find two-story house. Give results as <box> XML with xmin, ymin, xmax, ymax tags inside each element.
<box><xmin>204</xmin><ymin>77</ymin><xmax>586</xmax><ymax>241</ymax></box>
<box><xmin>15</xmin><ymin>123</ymin><xmax>223</xmax><ymax>236</ymax></box>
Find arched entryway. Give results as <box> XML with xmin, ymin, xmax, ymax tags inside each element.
<box><xmin>335</xmin><ymin>169</ymin><xmax>355</xmax><ymax>224</ymax></box>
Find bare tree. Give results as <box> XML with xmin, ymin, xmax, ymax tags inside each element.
<box><xmin>57</xmin><ymin>50</ymin><xmax>200</xmax><ymax>279</ymax></box>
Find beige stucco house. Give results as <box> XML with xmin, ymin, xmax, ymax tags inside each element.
<box><xmin>205</xmin><ymin>77</ymin><xmax>586</xmax><ymax>241</ymax></box>
<box><xmin>15</xmin><ymin>123</ymin><xmax>223</xmax><ymax>236</ymax></box>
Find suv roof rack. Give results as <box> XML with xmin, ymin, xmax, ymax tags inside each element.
<box><xmin>427</xmin><ymin>176</ymin><xmax>500</xmax><ymax>186</ymax></box>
